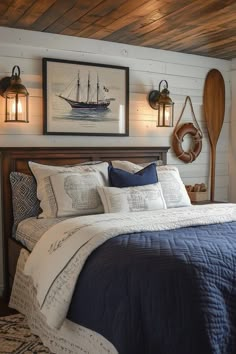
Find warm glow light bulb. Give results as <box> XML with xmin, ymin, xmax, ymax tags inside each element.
<box><xmin>12</xmin><ymin>100</ymin><xmax>23</xmax><ymax>114</ymax></box>
<box><xmin>165</xmin><ymin>110</ymin><xmax>170</xmax><ymax>125</ymax></box>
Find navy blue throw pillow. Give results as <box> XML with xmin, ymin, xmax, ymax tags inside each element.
<box><xmin>109</xmin><ymin>163</ymin><xmax>158</xmax><ymax>188</ymax></box>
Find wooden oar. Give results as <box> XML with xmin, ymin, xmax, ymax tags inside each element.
<box><xmin>203</xmin><ymin>69</ymin><xmax>225</xmax><ymax>201</ymax></box>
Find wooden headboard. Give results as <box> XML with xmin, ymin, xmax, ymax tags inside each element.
<box><xmin>0</xmin><ymin>146</ymin><xmax>169</xmax><ymax>297</ymax></box>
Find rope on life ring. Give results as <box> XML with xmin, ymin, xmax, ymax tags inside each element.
<box><xmin>172</xmin><ymin>96</ymin><xmax>203</xmax><ymax>163</ymax></box>
<box><xmin>173</xmin><ymin>122</ymin><xmax>202</xmax><ymax>163</ymax></box>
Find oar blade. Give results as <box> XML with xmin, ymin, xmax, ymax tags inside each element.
<box><xmin>203</xmin><ymin>69</ymin><xmax>225</xmax><ymax>146</ymax></box>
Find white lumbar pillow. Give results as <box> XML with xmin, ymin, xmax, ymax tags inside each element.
<box><xmin>97</xmin><ymin>183</ymin><xmax>166</xmax><ymax>214</ymax></box>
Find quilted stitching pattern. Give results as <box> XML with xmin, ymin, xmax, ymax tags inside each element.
<box><xmin>68</xmin><ymin>221</ymin><xmax>236</xmax><ymax>354</ymax></box>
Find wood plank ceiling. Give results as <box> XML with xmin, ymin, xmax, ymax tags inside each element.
<box><xmin>0</xmin><ymin>0</ymin><xmax>236</xmax><ymax>60</ymax></box>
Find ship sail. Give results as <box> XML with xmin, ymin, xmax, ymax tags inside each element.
<box><xmin>58</xmin><ymin>71</ymin><xmax>113</xmax><ymax>110</ymax></box>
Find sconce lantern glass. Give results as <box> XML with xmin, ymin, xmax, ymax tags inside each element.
<box><xmin>148</xmin><ymin>80</ymin><xmax>174</xmax><ymax>127</ymax></box>
<box><xmin>0</xmin><ymin>65</ymin><xmax>29</xmax><ymax>123</ymax></box>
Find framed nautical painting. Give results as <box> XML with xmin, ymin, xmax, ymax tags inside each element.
<box><xmin>42</xmin><ymin>58</ymin><xmax>129</xmax><ymax>136</ymax></box>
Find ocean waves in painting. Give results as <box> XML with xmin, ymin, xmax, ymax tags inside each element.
<box><xmin>52</xmin><ymin>108</ymin><xmax>118</xmax><ymax>122</ymax></box>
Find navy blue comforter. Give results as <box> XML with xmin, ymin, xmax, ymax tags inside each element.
<box><xmin>67</xmin><ymin>221</ymin><xmax>236</xmax><ymax>354</ymax></box>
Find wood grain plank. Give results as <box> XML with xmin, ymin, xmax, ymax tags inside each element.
<box><xmin>0</xmin><ymin>0</ymin><xmax>13</xmax><ymax>17</ymax></box>
<box><xmin>203</xmin><ymin>69</ymin><xmax>225</xmax><ymax>201</ymax></box>
<box><xmin>15</xmin><ymin>0</ymin><xmax>57</xmax><ymax>28</ymax></box>
<box><xmin>128</xmin><ymin>0</ymin><xmax>221</xmax><ymax>46</ymax></box>
<box><xmin>62</xmin><ymin>0</ymin><xmax>142</xmax><ymax>37</ymax></box>
<box><xmin>46</xmin><ymin>0</ymin><xmax>104</xmax><ymax>34</ymax></box>
<box><xmin>141</xmin><ymin>4</ymin><xmax>236</xmax><ymax>52</ymax></box>
<box><xmin>125</xmin><ymin>0</ymin><xmax>236</xmax><ymax>52</ymax></box>
<box><xmin>0</xmin><ymin>0</ymin><xmax>236</xmax><ymax>59</ymax></box>
<box><xmin>30</xmin><ymin>0</ymin><xmax>79</xmax><ymax>31</ymax></box>
<box><xmin>0</xmin><ymin>0</ymin><xmax>35</xmax><ymax>26</ymax></box>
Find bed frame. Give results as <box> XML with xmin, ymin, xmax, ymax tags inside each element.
<box><xmin>0</xmin><ymin>146</ymin><xmax>169</xmax><ymax>298</ymax></box>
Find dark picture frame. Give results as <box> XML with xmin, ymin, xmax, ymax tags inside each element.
<box><xmin>42</xmin><ymin>58</ymin><xmax>129</xmax><ymax>136</ymax></box>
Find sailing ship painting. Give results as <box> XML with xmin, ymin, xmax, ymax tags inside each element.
<box><xmin>58</xmin><ymin>71</ymin><xmax>114</xmax><ymax>111</ymax></box>
<box><xmin>43</xmin><ymin>58</ymin><xmax>129</xmax><ymax>136</ymax></box>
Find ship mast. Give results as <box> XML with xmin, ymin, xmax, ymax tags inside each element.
<box><xmin>97</xmin><ymin>74</ymin><xmax>99</xmax><ymax>103</ymax></box>
<box><xmin>87</xmin><ymin>72</ymin><xmax>90</xmax><ymax>103</ymax></box>
<box><xmin>76</xmin><ymin>71</ymin><xmax>80</xmax><ymax>102</ymax></box>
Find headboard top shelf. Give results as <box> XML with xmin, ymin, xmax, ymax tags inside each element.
<box><xmin>1</xmin><ymin>146</ymin><xmax>169</xmax><ymax>174</ymax></box>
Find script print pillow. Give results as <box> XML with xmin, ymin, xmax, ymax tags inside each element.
<box><xmin>97</xmin><ymin>183</ymin><xmax>166</xmax><ymax>213</ymax></box>
<box><xmin>42</xmin><ymin>171</ymin><xmax>105</xmax><ymax>217</ymax></box>
<box><xmin>29</xmin><ymin>161</ymin><xmax>109</xmax><ymax>218</ymax></box>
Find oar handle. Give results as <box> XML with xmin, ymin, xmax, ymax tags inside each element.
<box><xmin>210</xmin><ymin>144</ymin><xmax>216</xmax><ymax>201</ymax></box>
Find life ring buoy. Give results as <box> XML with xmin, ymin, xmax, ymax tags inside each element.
<box><xmin>172</xmin><ymin>122</ymin><xmax>202</xmax><ymax>163</ymax></box>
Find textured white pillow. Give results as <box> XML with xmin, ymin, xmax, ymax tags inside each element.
<box><xmin>29</xmin><ymin>161</ymin><xmax>109</xmax><ymax>218</ymax></box>
<box><xmin>97</xmin><ymin>183</ymin><xmax>166</xmax><ymax>213</ymax></box>
<box><xmin>111</xmin><ymin>160</ymin><xmax>191</xmax><ymax>208</ymax></box>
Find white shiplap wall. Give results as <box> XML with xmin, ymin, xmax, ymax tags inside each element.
<box><xmin>0</xmin><ymin>27</ymin><xmax>231</xmax><ymax>294</ymax></box>
<box><xmin>229</xmin><ymin>59</ymin><xmax>236</xmax><ymax>202</ymax></box>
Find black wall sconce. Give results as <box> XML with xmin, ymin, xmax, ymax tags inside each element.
<box><xmin>148</xmin><ymin>80</ymin><xmax>174</xmax><ymax>127</ymax></box>
<box><xmin>0</xmin><ymin>65</ymin><xmax>29</xmax><ymax>123</ymax></box>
